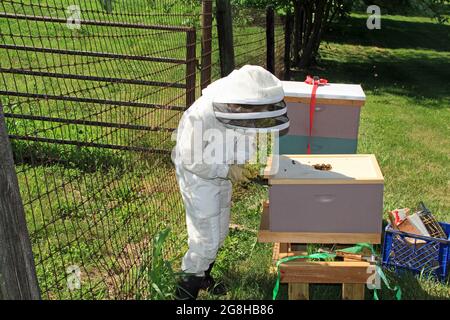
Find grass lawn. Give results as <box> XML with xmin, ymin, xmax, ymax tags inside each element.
<box><xmin>206</xmin><ymin>13</ymin><xmax>450</xmax><ymax>300</ymax></box>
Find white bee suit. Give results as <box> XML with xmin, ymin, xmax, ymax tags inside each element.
<box><xmin>172</xmin><ymin>65</ymin><xmax>285</xmax><ymax>275</ymax></box>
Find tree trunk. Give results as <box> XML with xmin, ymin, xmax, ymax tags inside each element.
<box><xmin>311</xmin><ymin>0</ymin><xmax>333</xmax><ymax>63</ymax></box>
<box><xmin>284</xmin><ymin>10</ymin><xmax>293</xmax><ymax>80</ymax></box>
<box><xmin>302</xmin><ymin>0</ymin><xmax>313</xmax><ymax>53</ymax></box>
<box><xmin>293</xmin><ymin>1</ymin><xmax>303</xmax><ymax>66</ymax></box>
<box><xmin>298</xmin><ymin>0</ymin><xmax>327</xmax><ymax>69</ymax></box>
<box><xmin>290</xmin><ymin>0</ymin><xmax>338</xmax><ymax>69</ymax></box>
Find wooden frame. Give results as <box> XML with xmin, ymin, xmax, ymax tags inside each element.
<box><xmin>272</xmin><ymin>241</ymin><xmax>370</xmax><ymax>300</ymax></box>
<box><xmin>263</xmin><ymin>154</ymin><xmax>384</xmax><ymax>185</ymax></box>
<box><xmin>284</xmin><ymin>96</ymin><xmax>365</xmax><ymax>107</ymax></box>
<box><xmin>279</xmin><ymin>261</ymin><xmax>371</xmax><ymax>283</ymax></box>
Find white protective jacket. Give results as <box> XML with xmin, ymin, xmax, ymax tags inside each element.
<box><xmin>173</xmin><ymin>65</ymin><xmax>284</xmax><ymax>275</ymax></box>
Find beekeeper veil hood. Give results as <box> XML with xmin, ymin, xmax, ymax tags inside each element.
<box><xmin>208</xmin><ymin>65</ymin><xmax>289</xmax><ymax>132</ymax></box>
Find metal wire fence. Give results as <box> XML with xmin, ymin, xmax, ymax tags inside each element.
<box><xmin>0</xmin><ymin>0</ymin><xmax>287</xmax><ymax>299</ymax></box>
<box><xmin>231</xmin><ymin>6</ymin><xmax>285</xmax><ymax>78</ymax></box>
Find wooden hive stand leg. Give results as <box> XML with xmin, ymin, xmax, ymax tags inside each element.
<box><xmin>279</xmin><ymin>243</ymin><xmax>290</xmax><ymax>254</ymax></box>
<box><xmin>288</xmin><ymin>283</ymin><xmax>309</xmax><ymax>300</ymax></box>
<box><xmin>342</xmin><ymin>283</ymin><xmax>365</xmax><ymax>300</ymax></box>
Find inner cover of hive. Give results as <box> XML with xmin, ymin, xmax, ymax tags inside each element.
<box><xmin>264</xmin><ymin>154</ymin><xmax>383</xmax><ymax>184</ymax></box>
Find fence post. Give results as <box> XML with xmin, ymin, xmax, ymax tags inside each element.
<box><xmin>216</xmin><ymin>0</ymin><xmax>235</xmax><ymax>77</ymax></box>
<box><xmin>185</xmin><ymin>28</ymin><xmax>197</xmax><ymax>108</ymax></box>
<box><xmin>201</xmin><ymin>0</ymin><xmax>213</xmax><ymax>89</ymax></box>
<box><xmin>284</xmin><ymin>10</ymin><xmax>292</xmax><ymax>80</ymax></box>
<box><xmin>266</xmin><ymin>5</ymin><xmax>275</xmax><ymax>74</ymax></box>
<box><xmin>0</xmin><ymin>104</ymin><xmax>40</xmax><ymax>300</ymax></box>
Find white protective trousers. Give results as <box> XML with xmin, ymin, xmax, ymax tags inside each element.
<box><xmin>173</xmin><ymin>94</ymin><xmax>255</xmax><ymax>275</ymax></box>
<box><xmin>173</xmin><ymin>65</ymin><xmax>283</xmax><ymax>275</ymax></box>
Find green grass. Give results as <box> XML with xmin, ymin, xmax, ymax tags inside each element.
<box><xmin>206</xmin><ymin>14</ymin><xmax>450</xmax><ymax>300</ymax></box>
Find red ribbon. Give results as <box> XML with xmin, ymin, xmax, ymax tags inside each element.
<box><xmin>304</xmin><ymin>75</ymin><xmax>328</xmax><ymax>154</ymax></box>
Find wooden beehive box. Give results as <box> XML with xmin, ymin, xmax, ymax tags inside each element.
<box><xmin>280</xmin><ymin>81</ymin><xmax>366</xmax><ymax>154</ymax></box>
<box><xmin>262</xmin><ymin>154</ymin><xmax>384</xmax><ymax>243</ymax></box>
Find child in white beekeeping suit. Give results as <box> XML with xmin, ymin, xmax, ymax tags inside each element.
<box><xmin>172</xmin><ymin>65</ymin><xmax>289</xmax><ymax>300</ymax></box>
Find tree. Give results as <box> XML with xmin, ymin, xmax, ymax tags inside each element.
<box><xmin>290</xmin><ymin>0</ymin><xmax>353</xmax><ymax>69</ymax></box>
<box><xmin>287</xmin><ymin>0</ymin><xmax>449</xmax><ymax>69</ymax></box>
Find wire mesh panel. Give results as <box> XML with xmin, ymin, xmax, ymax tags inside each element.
<box><xmin>233</xmin><ymin>7</ymin><xmax>267</xmax><ymax>70</ymax></box>
<box><xmin>0</xmin><ymin>0</ymin><xmax>200</xmax><ymax>299</ymax></box>
<box><xmin>232</xmin><ymin>6</ymin><xmax>285</xmax><ymax>78</ymax></box>
<box><xmin>0</xmin><ymin>0</ymin><xmax>286</xmax><ymax>299</ymax></box>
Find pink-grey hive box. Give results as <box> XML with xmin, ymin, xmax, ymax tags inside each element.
<box><xmin>263</xmin><ymin>154</ymin><xmax>384</xmax><ymax>243</ymax></box>
<box><xmin>280</xmin><ymin>81</ymin><xmax>366</xmax><ymax>154</ymax></box>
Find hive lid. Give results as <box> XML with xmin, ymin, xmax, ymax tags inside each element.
<box><xmin>282</xmin><ymin>81</ymin><xmax>366</xmax><ymax>102</ymax></box>
<box><xmin>264</xmin><ymin>154</ymin><xmax>384</xmax><ymax>184</ymax></box>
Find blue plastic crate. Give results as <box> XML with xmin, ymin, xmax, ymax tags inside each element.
<box><xmin>382</xmin><ymin>222</ymin><xmax>450</xmax><ymax>281</ymax></box>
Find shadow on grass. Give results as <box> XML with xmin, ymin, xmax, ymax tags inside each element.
<box><xmin>324</xmin><ymin>15</ymin><xmax>450</xmax><ymax>52</ymax></box>
<box><xmin>380</xmin><ymin>269</ymin><xmax>449</xmax><ymax>300</ymax></box>
<box><xmin>291</xmin><ymin>16</ymin><xmax>450</xmax><ymax>106</ymax></box>
<box><xmin>292</xmin><ymin>56</ymin><xmax>449</xmax><ymax>107</ymax></box>
<box><xmin>352</xmin><ymin>3</ymin><xmax>450</xmax><ymax>20</ymax></box>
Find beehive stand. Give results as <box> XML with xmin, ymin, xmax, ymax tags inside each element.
<box><xmin>260</xmin><ymin>201</ymin><xmax>374</xmax><ymax>300</ymax></box>
<box><xmin>260</xmin><ymin>153</ymin><xmax>383</xmax><ymax>299</ymax></box>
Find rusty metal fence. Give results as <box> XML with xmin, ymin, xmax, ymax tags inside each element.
<box><xmin>231</xmin><ymin>6</ymin><xmax>285</xmax><ymax>78</ymax></box>
<box><xmin>0</xmin><ymin>0</ymin><xmax>287</xmax><ymax>299</ymax></box>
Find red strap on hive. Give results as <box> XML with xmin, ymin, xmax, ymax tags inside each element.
<box><xmin>305</xmin><ymin>75</ymin><xmax>328</xmax><ymax>86</ymax></box>
<box><xmin>304</xmin><ymin>75</ymin><xmax>328</xmax><ymax>154</ymax></box>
